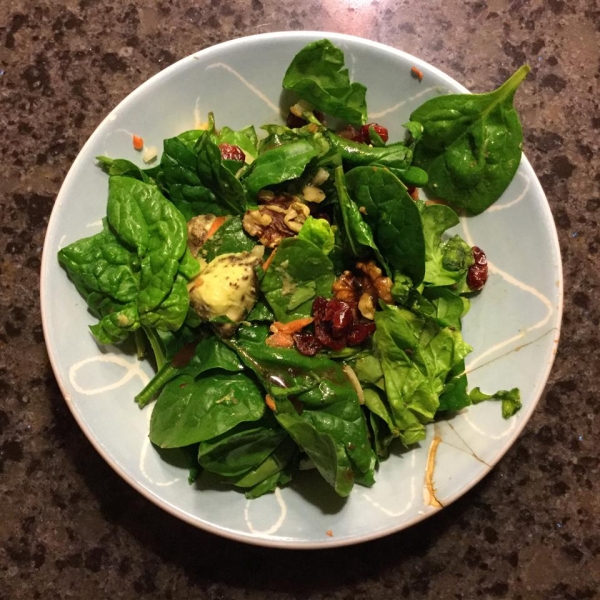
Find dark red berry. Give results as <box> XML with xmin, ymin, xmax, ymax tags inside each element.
<box><xmin>467</xmin><ymin>246</ymin><xmax>488</xmax><ymax>291</ymax></box>
<box><xmin>347</xmin><ymin>322</ymin><xmax>376</xmax><ymax>346</ymax></box>
<box><xmin>218</xmin><ymin>143</ymin><xmax>245</xmax><ymax>162</ymax></box>
<box><xmin>359</xmin><ymin>123</ymin><xmax>389</xmax><ymax>144</ymax></box>
<box><xmin>294</xmin><ymin>331</ymin><xmax>321</xmax><ymax>356</ymax></box>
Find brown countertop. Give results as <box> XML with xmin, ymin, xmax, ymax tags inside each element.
<box><xmin>1</xmin><ymin>1</ymin><xmax>599</xmax><ymax>598</ymax></box>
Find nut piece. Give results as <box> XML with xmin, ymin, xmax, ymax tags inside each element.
<box><xmin>302</xmin><ymin>184</ymin><xmax>326</xmax><ymax>204</ymax></box>
<box><xmin>187</xmin><ymin>214</ymin><xmax>217</xmax><ymax>257</ymax></box>
<box><xmin>242</xmin><ymin>193</ymin><xmax>310</xmax><ymax>248</ymax></box>
<box><xmin>356</xmin><ymin>261</ymin><xmax>393</xmax><ymax>304</ymax></box>
<box><xmin>332</xmin><ymin>260</ymin><xmax>394</xmax><ymax>320</ymax></box>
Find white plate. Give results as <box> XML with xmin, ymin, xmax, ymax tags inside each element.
<box><xmin>41</xmin><ymin>31</ymin><xmax>563</xmax><ymax>548</ymax></box>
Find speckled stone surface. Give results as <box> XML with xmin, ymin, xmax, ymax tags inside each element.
<box><xmin>1</xmin><ymin>0</ymin><xmax>599</xmax><ymax>598</ymax></box>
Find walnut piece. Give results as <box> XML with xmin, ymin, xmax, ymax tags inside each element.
<box><xmin>332</xmin><ymin>261</ymin><xmax>394</xmax><ymax>320</ymax></box>
<box><xmin>242</xmin><ymin>193</ymin><xmax>310</xmax><ymax>248</ymax></box>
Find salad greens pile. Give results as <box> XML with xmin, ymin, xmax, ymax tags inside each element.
<box><xmin>58</xmin><ymin>39</ymin><xmax>527</xmax><ymax>499</ymax></box>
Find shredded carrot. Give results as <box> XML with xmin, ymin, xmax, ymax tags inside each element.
<box><xmin>265</xmin><ymin>394</ymin><xmax>277</xmax><ymax>411</ymax></box>
<box><xmin>132</xmin><ymin>135</ymin><xmax>144</xmax><ymax>151</ymax></box>
<box><xmin>205</xmin><ymin>216</ymin><xmax>227</xmax><ymax>242</ymax></box>
<box><xmin>266</xmin><ymin>330</ymin><xmax>294</xmax><ymax>348</ymax></box>
<box><xmin>325</xmin><ymin>530</ymin><xmax>333</xmax><ymax>537</ymax></box>
<box><xmin>411</xmin><ymin>66</ymin><xmax>424</xmax><ymax>82</ymax></box>
<box><xmin>263</xmin><ymin>248</ymin><xmax>278</xmax><ymax>271</ymax></box>
<box><xmin>273</xmin><ymin>318</ymin><xmax>314</xmax><ymax>335</ymax></box>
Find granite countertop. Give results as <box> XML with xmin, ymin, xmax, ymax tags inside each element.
<box><xmin>1</xmin><ymin>0</ymin><xmax>599</xmax><ymax>598</ymax></box>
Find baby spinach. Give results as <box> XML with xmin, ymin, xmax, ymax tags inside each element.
<box><xmin>469</xmin><ymin>387</ymin><xmax>522</xmax><ymax>418</ymax></box>
<box><xmin>419</xmin><ymin>203</ymin><xmax>473</xmax><ymax>287</ymax></box>
<box><xmin>261</xmin><ymin>237</ymin><xmax>335</xmax><ymax>322</ymax></box>
<box><xmin>298</xmin><ymin>216</ymin><xmax>335</xmax><ymax>255</ymax></box>
<box><xmin>149</xmin><ymin>371</ymin><xmax>265</xmax><ymax>448</ymax></box>
<box><xmin>344</xmin><ymin>166</ymin><xmax>425</xmax><ymax>284</ymax></box>
<box><xmin>200</xmin><ymin>216</ymin><xmax>255</xmax><ymax>262</ymax></box>
<box><xmin>245</xmin><ymin>140</ymin><xmax>319</xmax><ymax>195</ymax></box>
<box><xmin>411</xmin><ymin>66</ymin><xmax>530</xmax><ymax>214</ymax></box>
<box><xmin>334</xmin><ymin>167</ymin><xmax>387</xmax><ymax>270</ymax></box>
<box><xmin>326</xmin><ymin>133</ymin><xmax>413</xmax><ymax>170</ymax></box>
<box><xmin>283</xmin><ymin>39</ymin><xmax>367</xmax><ymax>125</ymax></box>
<box><xmin>229</xmin><ymin>340</ymin><xmax>376</xmax><ymax>496</ymax></box>
<box><xmin>195</xmin><ymin>133</ymin><xmax>247</xmax><ymax>214</ymax></box>
<box><xmin>198</xmin><ymin>420</ymin><xmax>287</xmax><ymax>477</ymax></box>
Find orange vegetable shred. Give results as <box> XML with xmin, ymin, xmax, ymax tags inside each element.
<box><xmin>326</xmin><ymin>530</ymin><xmax>334</xmax><ymax>537</ymax></box>
<box><xmin>205</xmin><ymin>216</ymin><xmax>227</xmax><ymax>242</ymax></box>
<box><xmin>265</xmin><ymin>394</ymin><xmax>277</xmax><ymax>412</ymax></box>
<box><xmin>263</xmin><ymin>248</ymin><xmax>277</xmax><ymax>271</ymax></box>
<box><xmin>411</xmin><ymin>66</ymin><xmax>424</xmax><ymax>82</ymax></box>
<box><xmin>132</xmin><ymin>135</ymin><xmax>144</xmax><ymax>151</ymax></box>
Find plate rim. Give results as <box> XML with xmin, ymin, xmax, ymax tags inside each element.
<box><xmin>40</xmin><ymin>30</ymin><xmax>564</xmax><ymax>549</ymax></box>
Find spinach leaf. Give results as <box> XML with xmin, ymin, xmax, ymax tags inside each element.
<box><xmin>200</xmin><ymin>216</ymin><xmax>255</xmax><ymax>262</ymax></box>
<box><xmin>224</xmin><ymin>437</ymin><xmax>296</xmax><ymax>490</ymax></box>
<box><xmin>283</xmin><ymin>39</ymin><xmax>367</xmax><ymax>125</ymax></box>
<box><xmin>411</xmin><ymin>66</ymin><xmax>530</xmax><ymax>214</ymax></box>
<box><xmin>298</xmin><ymin>216</ymin><xmax>335</xmax><ymax>255</ymax></box>
<box><xmin>178</xmin><ymin>247</ymin><xmax>201</xmax><ymax>281</ymax></box>
<box><xmin>58</xmin><ymin>220</ymin><xmax>142</xmax><ymax>343</ymax></box>
<box><xmin>140</xmin><ymin>274</ymin><xmax>189</xmax><ymax>331</ymax></box>
<box><xmin>261</xmin><ymin>237</ymin><xmax>334</xmax><ymax>323</ymax></box>
<box><xmin>107</xmin><ymin>176</ymin><xmax>188</xmax><ymax>318</ymax></box>
<box><xmin>246</xmin><ymin>300</ymin><xmax>275</xmax><ymax>322</ymax></box>
<box><xmin>326</xmin><ymin>133</ymin><xmax>413</xmax><ymax>170</ymax></box>
<box><xmin>415</xmin><ymin>287</ymin><xmax>467</xmax><ymax>330</ymax></box>
<box><xmin>245</xmin><ymin>140</ymin><xmax>319</xmax><ymax>195</ymax></box>
<box><xmin>469</xmin><ymin>387</ymin><xmax>522</xmax><ymax>418</ymax></box>
<box><xmin>438</xmin><ymin>364</ymin><xmax>470</xmax><ymax>412</ymax></box>
<box><xmin>374</xmin><ymin>304</ymin><xmax>471</xmax><ymax>444</ymax></box>
<box><xmin>198</xmin><ymin>421</ymin><xmax>287</xmax><ymax>477</ymax></box>
<box><xmin>149</xmin><ymin>371</ymin><xmax>265</xmax><ymax>448</ymax></box>
<box><xmin>185</xmin><ymin>335</ymin><xmax>244</xmax><ymax>377</ymax></box>
<box><xmin>161</xmin><ymin>135</ymin><xmax>224</xmax><ymax>218</ymax></box>
<box><xmin>344</xmin><ymin>166</ymin><xmax>425</xmax><ymax>284</ymax></box>
<box><xmin>244</xmin><ymin>469</ymin><xmax>292</xmax><ymax>499</ymax></box>
<box><xmin>334</xmin><ymin>167</ymin><xmax>387</xmax><ymax>270</ymax></box>
<box><xmin>419</xmin><ymin>203</ymin><xmax>474</xmax><ymax>287</ymax></box>
<box><xmin>58</xmin><ymin>220</ymin><xmax>139</xmax><ymax>306</ymax></box>
<box><xmin>213</xmin><ymin>125</ymin><xmax>259</xmax><ymax>162</ymax></box>
<box><xmin>195</xmin><ymin>133</ymin><xmax>247</xmax><ymax>214</ymax></box>
<box><xmin>97</xmin><ymin>156</ymin><xmax>153</xmax><ymax>182</ymax></box>
<box><xmin>228</xmin><ymin>341</ymin><xmax>376</xmax><ymax>496</ymax></box>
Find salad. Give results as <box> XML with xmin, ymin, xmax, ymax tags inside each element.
<box><xmin>58</xmin><ymin>40</ymin><xmax>527</xmax><ymax>499</ymax></box>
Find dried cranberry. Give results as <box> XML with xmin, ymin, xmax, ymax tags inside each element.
<box><xmin>218</xmin><ymin>143</ymin><xmax>245</xmax><ymax>162</ymax></box>
<box><xmin>347</xmin><ymin>322</ymin><xmax>376</xmax><ymax>346</ymax></box>
<box><xmin>294</xmin><ymin>331</ymin><xmax>321</xmax><ymax>356</ymax></box>
<box><xmin>331</xmin><ymin>302</ymin><xmax>355</xmax><ymax>338</ymax></box>
<box><xmin>286</xmin><ymin>110</ymin><xmax>324</xmax><ymax>128</ymax></box>
<box><xmin>359</xmin><ymin>123</ymin><xmax>389</xmax><ymax>144</ymax></box>
<box><xmin>467</xmin><ymin>246</ymin><xmax>488</xmax><ymax>291</ymax></box>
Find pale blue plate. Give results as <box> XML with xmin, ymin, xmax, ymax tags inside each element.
<box><xmin>41</xmin><ymin>32</ymin><xmax>563</xmax><ymax>548</ymax></box>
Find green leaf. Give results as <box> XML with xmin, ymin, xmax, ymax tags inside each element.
<box><xmin>198</xmin><ymin>421</ymin><xmax>287</xmax><ymax>477</ymax></box>
<box><xmin>200</xmin><ymin>216</ymin><xmax>255</xmax><ymax>263</ymax></box>
<box><xmin>195</xmin><ymin>133</ymin><xmax>247</xmax><ymax>214</ymax></box>
<box><xmin>245</xmin><ymin>140</ymin><xmax>319</xmax><ymax>195</ymax></box>
<box><xmin>298</xmin><ymin>216</ymin><xmax>335</xmax><ymax>255</ymax></box>
<box><xmin>411</xmin><ymin>66</ymin><xmax>530</xmax><ymax>214</ymax></box>
<box><xmin>344</xmin><ymin>166</ymin><xmax>425</xmax><ymax>284</ymax></box>
<box><xmin>228</xmin><ymin>340</ymin><xmax>376</xmax><ymax>497</ymax></box>
<box><xmin>224</xmin><ymin>437</ymin><xmax>296</xmax><ymax>489</ymax></box>
<box><xmin>419</xmin><ymin>203</ymin><xmax>474</xmax><ymax>287</ymax></box>
<box><xmin>469</xmin><ymin>387</ymin><xmax>522</xmax><ymax>418</ymax></box>
<box><xmin>149</xmin><ymin>372</ymin><xmax>265</xmax><ymax>448</ymax></box>
<box><xmin>334</xmin><ymin>167</ymin><xmax>387</xmax><ymax>270</ymax></box>
<box><xmin>107</xmin><ymin>177</ymin><xmax>188</xmax><ymax>318</ymax></box>
<box><xmin>326</xmin><ymin>132</ymin><xmax>413</xmax><ymax>170</ymax></box>
<box><xmin>178</xmin><ymin>247</ymin><xmax>201</xmax><ymax>281</ymax></box>
<box><xmin>212</xmin><ymin>124</ymin><xmax>259</xmax><ymax>162</ymax></box>
<box><xmin>96</xmin><ymin>156</ymin><xmax>153</xmax><ymax>182</ymax></box>
<box><xmin>261</xmin><ymin>237</ymin><xmax>335</xmax><ymax>323</ymax></box>
<box><xmin>282</xmin><ymin>39</ymin><xmax>367</xmax><ymax>125</ymax></box>
<box><xmin>140</xmin><ymin>275</ymin><xmax>189</xmax><ymax>331</ymax></box>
